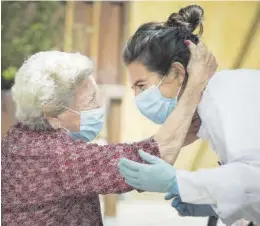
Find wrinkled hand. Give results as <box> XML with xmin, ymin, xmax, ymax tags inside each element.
<box><xmin>185</xmin><ymin>40</ymin><xmax>218</xmax><ymax>90</ymax></box>
<box><xmin>119</xmin><ymin>150</ymin><xmax>179</xmax><ymax>193</ymax></box>
<box><xmin>165</xmin><ymin>195</ymin><xmax>217</xmax><ymax>217</ymax></box>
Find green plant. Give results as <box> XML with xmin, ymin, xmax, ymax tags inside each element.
<box><xmin>1</xmin><ymin>1</ymin><xmax>64</xmax><ymax>89</ymax></box>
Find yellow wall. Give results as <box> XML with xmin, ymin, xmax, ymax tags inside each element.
<box><xmin>121</xmin><ymin>1</ymin><xmax>260</xmax><ymax>170</ymax></box>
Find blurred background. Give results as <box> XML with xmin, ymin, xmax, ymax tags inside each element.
<box><xmin>1</xmin><ymin>1</ymin><xmax>260</xmax><ymax>226</ymax></box>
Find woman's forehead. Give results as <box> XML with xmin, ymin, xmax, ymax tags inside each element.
<box><xmin>128</xmin><ymin>63</ymin><xmax>161</xmax><ymax>87</ymax></box>
<box><xmin>128</xmin><ymin>63</ymin><xmax>150</xmax><ymax>83</ymax></box>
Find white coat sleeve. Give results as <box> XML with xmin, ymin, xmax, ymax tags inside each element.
<box><xmin>176</xmin><ymin>163</ymin><xmax>260</xmax><ymax>224</ymax></box>
<box><xmin>177</xmin><ymin>70</ymin><xmax>260</xmax><ymax>225</ymax></box>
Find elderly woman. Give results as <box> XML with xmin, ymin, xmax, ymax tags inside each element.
<box><xmin>2</xmin><ymin>46</ymin><xmax>215</xmax><ymax>225</ymax></box>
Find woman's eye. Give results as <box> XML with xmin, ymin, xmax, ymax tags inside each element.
<box><xmin>138</xmin><ymin>85</ymin><xmax>145</xmax><ymax>91</ymax></box>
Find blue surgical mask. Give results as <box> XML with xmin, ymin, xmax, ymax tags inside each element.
<box><xmin>135</xmin><ymin>77</ymin><xmax>181</xmax><ymax>124</ymax></box>
<box><xmin>66</xmin><ymin>107</ymin><xmax>104</xmax><ymax>142</ymax></box>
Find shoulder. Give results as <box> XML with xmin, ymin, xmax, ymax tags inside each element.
<box><xmin>197</xmin><ymin>70</ymin><xmax>259</xmax><ymax>131</ymax></box>
<box><xmin>204</xmin><ymin>69</ymin><xmax>260</xmax><ymax>125</ymax></box>
<box><xmin>206</xmin><ymin>69</ymin><xmax>260</xmax><ymax>94</ymax></box>
<box><xmin>2</xmin><ymin>123</ymin><xmax>28</xmax><ymax>147</ymax></box>
<box><xmin>2</xmin><ymin>123</ymin><xmax>77</xmax><ymax>156</ymax></box>
<box><xmin>201</xmin><ymin>69</ymin><xmax>259</xmax><ymax>108</ymax></box>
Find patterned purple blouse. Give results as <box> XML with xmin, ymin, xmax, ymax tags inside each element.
<box><xmin>2</xmin><ymin>123</ymin><xmax>159</xmax><ymax>226</ymax></box>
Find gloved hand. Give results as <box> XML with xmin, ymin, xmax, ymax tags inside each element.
<box><xmin>119</xmin><ymin>150</ymin><xmax>179</xmax><ymax>193</ymax></box>
<box><xmin>165</xmin><ymin>195</ymin><xmax>218</xmax><ymax>217</ymax></box>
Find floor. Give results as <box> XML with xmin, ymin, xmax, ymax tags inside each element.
<box><xmin>100</xmin><ymin>193</ymin><xmax>226</xmax><ymax>226</ymax></box>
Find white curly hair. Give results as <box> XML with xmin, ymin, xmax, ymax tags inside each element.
<box><xmin>11</xmin><ymin>51</ymin><xmax>93</xmax><ymax>131</ymax></box>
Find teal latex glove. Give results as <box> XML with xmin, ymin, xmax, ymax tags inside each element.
<box><xmin>119</xmin><ymin>150</ymin><xmax>179</xmax><ymax>193</ymax></box>
<box><xmin>165</xmin><ymin>194</ymin><xmax>218</xmax><ymax>217</ymax></box>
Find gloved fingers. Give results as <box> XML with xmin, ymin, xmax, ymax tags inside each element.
<box><xmin>171</xmin><ymin>196</ymin><xmax>182</xmax><ymax>207</ymax></box>
<box><xmin>193</xmin><ymin>204</ymin><xmax>218</xmax><ymax>217</ymax></box>
<box><xmin>120</xmin><ymin>171</ymin><xmax>140</xmax><ymax>184</ymax></box>
<box><xmin>172</xmin><ymin>196</ymin><xmax>184</xmax><ymax>215</ymax></box>
<box><xmin>177</xmin><ymin>209</ymin><xmax>190</xmax><ymax>217</ymax></box>
<box><xmin>175</xmin><ymin>203</ymin><xmax>190</xmax><ymax>217</ymax></box>
<box><xmin>119</xmin><ymin>158</ymin><xmax>144</xmax><ymax>171</ymax></box>
<box><xmin>125</xmin><ymin>179</ymin><xmax>142</xmax><ymax>190</ymax></box>
<box><xmin>119</xmin><ymin>163</ymin><xmax>138</xmax><ymax>179</ymax></box>
<box><xmin>138</xmin><ymin>150</ymin><xmax>162</xmax><ymax>164</ymax></box>
<box><xmin>125</xmin><ymin>177</ymin><xmax>140</xmax><ymax>185</ymax></box>
<box><xmin>171</xmin><ymin>197</ymin><xmax>190</xmax><ymax>216</ymax></box>
<box><xmin>165</xmin><ymin>193</ymin><xmax>177</xmax><ymax>200</ymax></box>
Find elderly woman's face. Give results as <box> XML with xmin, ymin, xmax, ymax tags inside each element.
<box><xmin>72</xmin><ymin>77</ymin><xmax>102</xmax><ymax>111</ymax></box>
<box><xmin>57</xmin><ymin>77</ymin><xmax>103</xmax><ymax>132</ymax></box>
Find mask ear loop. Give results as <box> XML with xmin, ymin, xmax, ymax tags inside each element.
<box><xmin>157</xmin><ymin>75</ymin><xmax>182</xmax><ymax>99</ymax></box>
<box><xmin>62</xmin><ymin>106</ymin><xmax>81</xmax><ymax>132</ymax></box>
<box><xmin>176</xmin><ymin>84</ymin><xmax>183</xmax><ymax>99</ymax></box>
<box><xmin>63</xmin><ymin>106</ymin><xmax>80</xmax><ymax>115</ymax></box>
<box><xmin>43</xmin><ymin>104</ymin><xmax>70</xmax><ymax>132</ymax></box>
<box><xmin>157</xmin><ymin>76</ymin><xmax>167</xmax><ymax>87</ymax></box>
<box><xmin>175</xmin><ymin>71</ymin><xmax>183</xmax><ymax>99</ymax></box>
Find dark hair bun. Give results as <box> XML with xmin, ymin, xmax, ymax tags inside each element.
<box><xmin>165</xmin><ymin>5</ymin><xmax>204</xmax><ymax>35</ymax></box>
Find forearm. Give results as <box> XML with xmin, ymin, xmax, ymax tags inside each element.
<box><xmin>154</xmin><ymin>84</ymin><xmax>202</xmax><ymax>164</ymax></box>
<box><xmin>153</xmin><ymin>40</ymin><xmax>218</xmax><ymax>164</ymax></box>
<box><xmin>94</xmin><ymin>138</ymin><xmax>160</xmax><ymax>194</ymax></box>
<box><xmin>57</xmin><ymin>138</ymin><xmax>160</xmax><ymax>195</ymax></box>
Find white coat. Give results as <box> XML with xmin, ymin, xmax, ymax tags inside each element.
<box><xmin>176</xmin><ymin>69</ymin><xmax>260</xmax><ymax>225</ymax></box>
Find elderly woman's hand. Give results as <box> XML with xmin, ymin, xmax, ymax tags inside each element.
<box><xmin>119</xmin><ymin>150</ymin><xmax>179</xmax><ymax>194</ymax></box>
<box><xmin>185</xmin><ymin>40</ymin><xmax>218</xmax><ymax>91</ymax></box>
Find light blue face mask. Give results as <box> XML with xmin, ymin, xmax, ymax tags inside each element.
<box><xmin>135</xmin><ymin>77</ymin><xmax>181</xmax><ymax>124</ymax></box>
<box><xmin>66</xmin><ymin>107</ymin><xmax>105</xmax><ymax>142</ymax></box>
